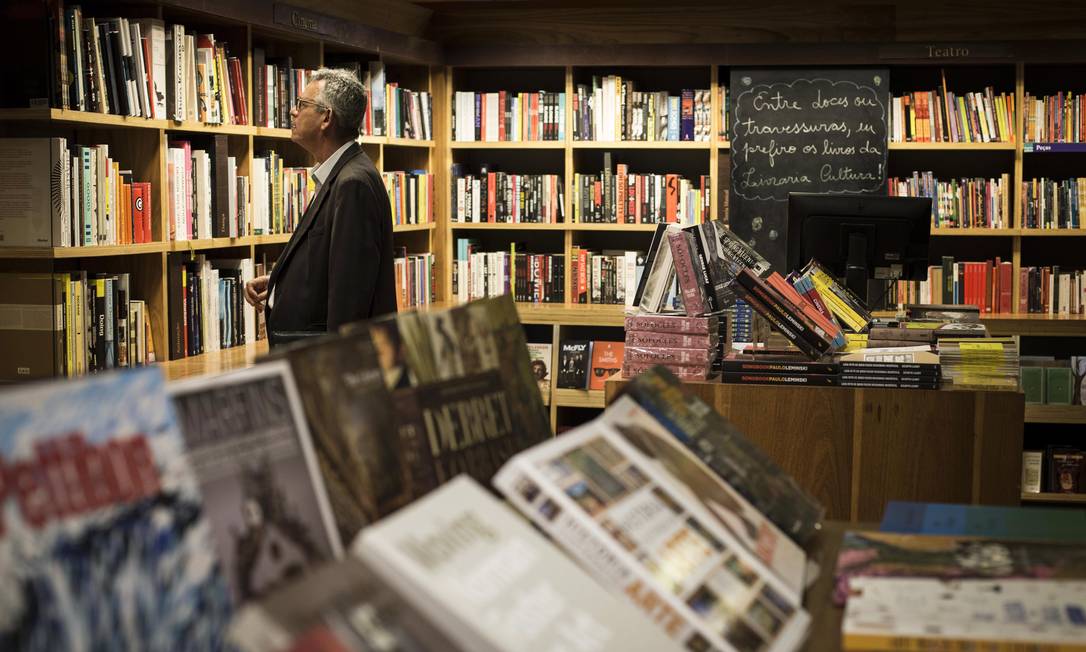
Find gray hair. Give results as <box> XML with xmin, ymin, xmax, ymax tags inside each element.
<box><xmin>312</xmin><ymin>67</ymin><xmax>367</xmax><ymax>141</ymax></box>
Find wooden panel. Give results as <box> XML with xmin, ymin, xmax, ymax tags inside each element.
<box><xmin>855</xmin><ymin>389</ymin><xmax>976</xmax><ymax>521</ymax></box>
<box><xmin>973</xmin><ymin>392</ymin><xmax>1024</xmax><ymax>505</ymax></box>
<box><xmin>1025</xmin><ymin>404</ymin><xmax>1086</xmax><ymax>424</ymax></box>
<box><xmin>430</xmin><ymin>66</ymin><xmax>451</xmax><ymax>302</ymax></box>
<box><xmin>160</xmin><ymin>339</ymin><xmax>268</xmax><ymax>381</ymax></box>
<box><xmin>713</xmin><ymin>385</ymin><xmax>855</xmax><ymax>521</ymax></box>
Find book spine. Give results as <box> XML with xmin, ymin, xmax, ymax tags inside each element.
<box><xmin>667</xmin><ymin>230</ymin><xmax>708</xmax><ymax>316</ymax></box>
<box><xmin>722</xmin><ymin>372</ymin><xmax>840</xmax><ymax>386</ymax></box>
<box><xmin>624</xmin><ymin>346</ymin><xmax>715</xmax><ymax>366</ymax></box>
<box><xmin>624</xmin><ymin>330</ymin><xmax>716</xmax><ymax>348</ymax></box>
<box><xmin>623</xmin><ymin>314</ymin><xmax>716</xmax><ymax>334</ymax></box>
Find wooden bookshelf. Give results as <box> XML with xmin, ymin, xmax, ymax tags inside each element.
<box><xmin>159</xmin><ymin>340</ymin><xmax>268</xmax><ymax>382</ymax></box>
<box><xmin>571</xmin><ymin>140</ymin><xmax>711</xmax><ymax>150</ymax></box>
<box><xmin>450</xmin><ymin>141</ymin><xmax>566</xmax><ymax>149</ymax></box>
<box><xmin>1024</xmin><ymin>404</ymin><xmax>1086</xmax><ymax>424</ymax></box>
<box><xmin>1018</xmin><ymin>229</ymin><xmax>1086</xmax><ymax>236</ymax></box>
<box><xmin>392</xmin><ymin>222</ymin><xmax>437</xmax><ymax>233</ymax></box>
<box><xmin>515</xmin><ymin>303</ymin><xmax>626</xmax><ymax>327</ymax></box>
<box><xmin>1021</xmin><ymin>492</ymin><xmax>1086</xmax><ymax>505</ymax></box>
<box><xmin>887</xmin><ymin>141</ymin><xmax>1017</xmax><ymax>151</ymax></box>
<box><xmin>553</xmin><ymin>388</ymin><xmax>606</xmax><ymax>409</ymax></box>
<box><xmin>451</xmin><ymin>222</ymin><xmax>567</xmax><ymax>230</ymax></box>
<box><xmin>930</xmin><ymin>228</ymin><xmax>1018</xmax><ymax>237</ymax></box>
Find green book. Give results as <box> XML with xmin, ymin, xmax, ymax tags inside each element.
<box><xmin>1046</xmin><ymin>366</ymin><xmax>1073</xmax><ymax>405</ymax></box>
<box><xmin>1021</xmin><ymin>366</ymin><xmax>1045</xmax><ymax>403</ymax></box>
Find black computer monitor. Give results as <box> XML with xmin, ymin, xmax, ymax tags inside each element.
<box><xmin>786</xmin><ymin>193</ymin><xmax>932</xmax><ymax>306</ymax></box>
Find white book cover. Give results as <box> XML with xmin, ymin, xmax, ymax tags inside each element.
<box><xmin>129</xmin><ymin>22</ymin><xmax>150</xmax><ymax>119</ymax></box>
<box><xmin>0</xmin><ymin>139</ymin><xmax>58</xmax><ymax>247</ymax></box>
<box><xmin>169</xmin><ymin>361</ymin><xmax>342</xmax><ymax>603</ymax></box>
<box><xmin>485</xmin><ymin>91</ymin><xmax>499</xmax><ymax>142</ymax></box>
<box><xmin>228</xmin><ymin>156</ymin><xmax>238</xmax><ymax>237</ymax></box>
<box><xmin>494</xmin><ymin>403</ymin><xmax>811</xmax><ymax>652</ymax></box>
<box><xmin>354</xmin><ymin>476</ymin><xmax>683</xmax><ymax>652</ymax></box>
<box><xmin>136</xmin><ymin>19</ymin><xmax>167</xmax><ymax>119</ymax></box>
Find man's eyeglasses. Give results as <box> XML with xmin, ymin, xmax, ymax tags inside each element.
<box><xmin>294</xmin><ymin>98</ymin><xmax>330</xmax><ymax>113</ymax></box>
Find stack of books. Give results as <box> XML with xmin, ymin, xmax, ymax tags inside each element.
<box><xmin>839</xmin><ymin>348</ymin><xmax>942</xmax><ymax>389</ymax></box>
<box><xmin>722</xmin><ymin>350</ymin><xmax>842</xmax><ymax>386</ymax></box>
<box><xmin>622</xmin><ymin>313</ymin><xmax>725</xmax><ymax>381</ymax></box>
<box><xmin>937</xmin><ymin>336</ymin><xmax>1020</xmax><ymax>391</ymax></box>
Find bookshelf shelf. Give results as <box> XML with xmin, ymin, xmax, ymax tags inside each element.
<box><xmin>386</xmin><ymin>137</ymin><xmax>435</xmax><ymax>148</ymax></box>
<box><xmin>360</xmin><ymin>135</ymin><xmax>386</xmax><ymax>146</ymax></box>
<box><xmin>888</xmin><ymin>142</ymin><xmax>1017</xmax><ymax>151</ymax></box>
<box><xmin>1021</xmin><ymin>492</ymin><xmax>1086</xmax><ymax>505</ymax></box>
<box><xmin>165</xmin><ymin>120</ymin><xmax>254</xmax><ymax>136</ymax></box>
<box><xmin>553</xmin><ymin>388</ymin><xmax>606</xmax><ymax>409</ymax></box>
<box><xmin>170</xmin><ymin>238</ymin><xmax>252</xmax><ymax>253</ymax></box>
<box><xmin>254</xmin><ymin>127</ymin><xmax>293</xmax><ymax>140</ymax></box>
<box><xmin>1018</xmin><ymin>229</ymin><xmax>1086</xmax><ymax>237</ymax></box>
<box><xmin>1024</xmin><ymin>404</ymin><xmax>1086</xmax><ymax>424</ymax></box>
<box><xmin>59</xmin><ymin>243</ymin><xmax>169</xmax><ymax>258</ymax></box>
<box><xmin>515</xmin><ymin>303</ymin><xmax>626</xmax><ymax>327</ymax></box>
<box><xmin>0</xmin><ymin>108</ymin><xmax>167</xmax><ymax>130</ymax></box>
<box><xmin>159</xmin><ymin>340</ymin><xmax>267</xmax><ymax>382</ymax></box>
<box><xmin>451</xmin><ymin>222</ymin><xmax>567</xmax><ymax>230</ymax></box>
<box><xmin>567</xmin><ymin>223</ymin><xmax>661</xmax><ymax>232</ymax></box>
<box><xmin>393</xmin><ymin>222</ymin><xmax>437</xmax><ymax>233</ymax></box>
<box><xmin>251</xmin><ymin>234</ymin><xmax>293</xmax><ymax>245</ymax></box>
<box><xmin>450</xmin><ymin>141</ymin><xmax>566</xmax><ymax>150</ymax></box>
<box><xmin>930</xmin><ymin>228</ymin><xmax>1018</xmax><ymax>236</ymax></box>
<box><xmin>571</xmin><ymin>140</ymin><xmax>711</xmax><ymax>150</ymax></box>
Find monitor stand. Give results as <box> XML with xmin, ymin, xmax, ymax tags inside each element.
<box><xmin>844</xmin><ymin>232</ymin><xmax>869</xmax><ymax>306</ymax></box>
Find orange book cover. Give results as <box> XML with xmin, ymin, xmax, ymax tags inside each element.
<box><xmin>665</xmin><ymin>174</ymin><xmax>679</xmax><ymax>222</ymax></box>
<box><xmin>589</xmin><ymin>341</ymin><xmax>624</xmax><ymax>390</ymax></box>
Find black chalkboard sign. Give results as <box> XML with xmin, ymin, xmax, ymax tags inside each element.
<box><xmin>729</xmin><ymin>68</ymin><xmax>889</xmax><ymax>272</ymax></box>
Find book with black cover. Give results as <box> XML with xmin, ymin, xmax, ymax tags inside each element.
<box><xmin>620</xmin><ymin>367</ymin><xmax>825</xmax><ymax>544</ymax></box>
<box><xmin>339</xmin><ymin>294</ymin><xmax>553</xmax><ymax>506</ymax></box>
<box><xmin>557</xmin><ymin>339</ymin><xmax>591</xmax><ymax>389</ymax></box>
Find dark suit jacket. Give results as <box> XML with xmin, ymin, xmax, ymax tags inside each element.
<box><xmin>266</xmin><ymin>143</ymin><xmax>397</xmax><ymax>346</ymax></box>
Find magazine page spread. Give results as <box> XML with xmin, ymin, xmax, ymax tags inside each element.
<box><xmin>598</xmin><ymin>395</ymin><xmax>809</xmax><ymax>598</ymax></box>
<box><xmin>495</xmin><ymin>417</ymin><xmax>811</xmax><ymax>652</ymax></box>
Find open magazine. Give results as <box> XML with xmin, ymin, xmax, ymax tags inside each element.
<box><xmin>494</xmin><ymin>396</ymin><xmax>812</xmax><ymax>652</ymax></box>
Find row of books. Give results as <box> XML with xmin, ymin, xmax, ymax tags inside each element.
<box><xmin>332</xmin><ymin>60</ymin><xmax>386</xmax><ymax>136</ymax></box>
<box><xmin>52</xmin><ymin>10</ymin><xmax>248</xmax><ymax>126</ymax></box>
<box><xmin>250</xmin><ymin>153</ymin><xmax>311</xmax><ymax>236</ymax></box>
<box><xmin>451</xmin><ymin>169</ymin><xmax>564</xmax><ymax>223</ymax></box>
<box><xmin>167</xmin><ymin>137</ymin><xmax>250</xmax><ymax>241</ymax></box>
<box><xmin>1023</xmin><ymin>91</ymin><xmax>1086</xmax><ymax>143</ymax></box>
<box><xmin>392</xmin><ymin>250</ymin><xmax>434</xmax><ymax>310</ymax></box>
<box><xmin>1023</xmin><ymin>446</ymin><xmax>1085</xmax><ymax>494</ymax></box>
<box><xmin>572</xmin><ymin>166</ymin><xmax>710</xmax><ymax>225</ymax></box>
<box><xmin>1020</xmin><ymin>176</ymin><xmax>1086</xmax><ymax>229</ymax></box>
<box><xmin>0</xmin><ymin>271</ymin><xmax>154</xmax><ymax>380</ymax></box>
<box><xmin>452</xmin><ymin>91</ymin><xmax>566</xmax><ymax>141</ymax></box>
<box><xmin>251</xmin><ymin>51</ymin><xmax>315</xmax><ymax>129</ymax></box>
<box><xmin>884</xmin><ymin>260</ymin><xmax>1085</xmax><ymax>315</ymax></box>
<box><xmin>452</xmin><ymin>241</ymin><xmax>565</xmax><ymax>303</ymax></box>
<box><xmin>888</xmin><ymin>86</ymin><xmax>1016</xmax><ymax>143</ymax></box>
<box><xmin>386</xmin><ymin>84</ymin><xmax>433</xmax><ymax>141</ymax></box>
<box><xmin>937</xmin><ymin>336</ymin><xmax>1020</xmax><ymax>391</ymax></box>
<box><xmin>888</xmin><ymin>172</ymin><xmax>1011</xmax><ymax>229</ymax></box>
<box><xmin>555</xmin><ymin>339</ymin><xmax>624</xmax><ymax>390</ymax></box>
<box><xmin>720</xmin><ymin>348</ymin><xmax>941</xmax><ymax>389</ymax></box>
<box><xmin>1</xmin><ymin>138</ymin><xmax>154</xmax><ymax>248</ymax></box>
<box><xmin>569</xmin><ymin>247</ymin><xmax>643</xmax><ymax>306</ymax></box>
<box><xmin>382</xmin><ymin>170</ymin><xmax>434</xmax><ymax>226</ymax></box>
<box><xmin>166</xmin><ymin>255</ymin><xmax>258</xmax><ymax>359</ymax></box>
<box><xmin>1020</xmin><ymin>355</ymin><xmax>1086</xmax><ymax>405</ymax></box>
<box><xmin>573</xmin><ymin>78</ymin><xmax>711</xmax><ymax>141</ymax></box>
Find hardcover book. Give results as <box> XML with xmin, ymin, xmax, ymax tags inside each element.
<box><xmin>0</xmin><ymin>367</ymin><xmax>233</xmax><ymax>650</ymax></box>
<box><xmin>494</xmin><ymin>408</ymin><xmax>811</xmax><ymax>652</ymax></box>
<box><xmin>354</xmin><ymin>476</ymin><xmax>682</xmax><ymax>652</ymax></box>
<box><xmin>169</xmin><ymin>361</ymin><xmax>342</xmax><ymax>603</ymax></box>
<box><xmin>589</xmin><ymin>340</ymin><xmax>625</xmax><ymax>391</ymax></box>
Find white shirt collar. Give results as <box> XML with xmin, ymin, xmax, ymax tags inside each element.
<box><xmin>311</xmin><ymin>140</ymin><xmax>355</xmax><ymax>189</ymax></box>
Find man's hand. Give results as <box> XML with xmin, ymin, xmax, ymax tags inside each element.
<box><xmin>245</xmin><ymin>275</ymin><xmax>270</xmax><ymax>311</ymax></box>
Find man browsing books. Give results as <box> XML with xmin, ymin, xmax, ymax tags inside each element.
<box><xmin>245</xmin><ymin>68</ymin><xmax>397</xmax><ymax>345</ymax></box>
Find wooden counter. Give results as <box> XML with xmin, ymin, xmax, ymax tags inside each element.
<box><xmin>605</xmin><ymin>379</ymin><xmax>1024</xmax><ymax>522</ymax></box>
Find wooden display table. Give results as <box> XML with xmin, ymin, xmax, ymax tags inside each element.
<box><xmin>604</xmin><ymin>379</ymin><xmax>1024</xmax><ymax>522</ymax></box>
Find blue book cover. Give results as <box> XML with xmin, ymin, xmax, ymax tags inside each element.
<box><xmin>0</xmin><ymin>367</ymin><xmax>232</xmax><ymax>650</ymax></box>
<box><xmin>881</xmin><ymin>501</ymin><xmax>1086</xmax><ymax>542</ymax></box>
